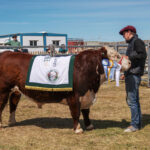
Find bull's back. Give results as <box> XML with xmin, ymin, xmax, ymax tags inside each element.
<box><xmin>0</xmin><ymin>51</ymin><xmax>32</xmax><ymax>88</ymax></box>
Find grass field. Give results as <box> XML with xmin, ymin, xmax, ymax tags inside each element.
<box><xmin>0</xmin><ymin>81</ymin><xmax>150</xmax><ymax>150</ymax></box>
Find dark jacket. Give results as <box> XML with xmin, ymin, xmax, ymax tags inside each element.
<box><xmin>124</xmin><ymin>34</ymin><xmax>147</xmax><ymax>76</ymax></box>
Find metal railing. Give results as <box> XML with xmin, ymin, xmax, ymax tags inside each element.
<box><xmin>0</xmin><ymin>43</ymin><xmax>150</xmax><ymax>86</ymax></box>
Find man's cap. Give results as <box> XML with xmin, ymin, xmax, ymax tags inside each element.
<box><xmin>12</xmin><ymin>34</ymin><xmax>17</xmax><ymax>38</ymax></box>
<box><xmin>119</xmin><ymin>25</ymin><xmax>136</xmax><ymax>35</ymax></box>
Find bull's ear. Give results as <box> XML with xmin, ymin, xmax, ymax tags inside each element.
<box><xmin>100</xmin><ymin>47</ymin><xmax>108</xmax><ymax>58</ymax></box>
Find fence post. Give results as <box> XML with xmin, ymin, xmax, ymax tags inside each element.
<box><xmin>115</xmin><ymin>44</ymin><xmax>118</xmax><ymax>52</ymax></box>
<box><xmin>148</xmin><ymin>43</ymin><xmax>150</xmax><ymax>87</ymax></box>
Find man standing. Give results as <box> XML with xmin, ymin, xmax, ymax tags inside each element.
<box><xmin>5</xmin><ymin>34</ymin><xmax>21</xmax><ymax>47</ymax></box>
<box><xmin>5</xmin><ymin>34</ymin><xmax>28</xmax><ymax>53</ymax></box>
<box><xmin>59</xmin><ymin>44</ymin><xmax>67</xmax><ymax>54</ymax></box>
<box><xmin>119</xmin><ymin>25</ymin><xmax>147</xmax><ymax>132</ymax></box>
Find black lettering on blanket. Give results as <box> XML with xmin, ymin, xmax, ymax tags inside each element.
<box><xmin>53</xmin><ymin>58</ymin><xmax>57</xmax><ymax>67</ymax></box>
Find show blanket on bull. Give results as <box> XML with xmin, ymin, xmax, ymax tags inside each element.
<box><xmin>25</xmin><ymin>55</ymin><xmax>75</xmax><ymax>91</ymax></box>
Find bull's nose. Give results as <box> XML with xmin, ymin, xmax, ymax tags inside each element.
<box><xmin>128</xmin><ymin>61</ymin><xmax>131</xmax><ymax>65</ymax></box>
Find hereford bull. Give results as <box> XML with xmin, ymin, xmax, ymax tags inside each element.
<box><xmin>0</xmin><ymin>47</ymin><xmax>130</xmax><ymax>133</ymax></box>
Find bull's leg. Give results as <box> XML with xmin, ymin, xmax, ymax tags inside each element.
<box><xmin>67</xmin><ymin>95</ymin><xmax>83</xmax><ymax>134</ymax></box>
<box><xmin>81</xmin><ymin>109</ymin><xmax>94</xmax><ymax>130</ymax></box>
<box><xmin>9</xmin><ymin>91</ymin><xmax>21</xmax><ymax>125</ymax></box>
<box><xmin>0</xmin><ymin>92</ymin><xmax>9</xmax><ymax>128</ymax></box>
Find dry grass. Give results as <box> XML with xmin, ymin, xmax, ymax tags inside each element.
<box><xmin>0</xmin><ymin>81</ymin><xmax>150</xmax><ymax>150</ymax></box>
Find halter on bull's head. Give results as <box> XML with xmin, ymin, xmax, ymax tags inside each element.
<box><xmin>103</xmin><ymin>46</ymin><xmax>131</xmax><ymax>71</ymax></box>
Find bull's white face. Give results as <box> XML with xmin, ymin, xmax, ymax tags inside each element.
<box><xmin>104</xmin><ymin>46</ymin><xmax>121</xmax><ymax>61</ymax></box>
<box><xmin>104</xmin><ymin>46</ymin><xmax>131</xmax><ymax>71</ymax></box>
<box><xmin>120</xmin><ymin>56</ymin><xmax>131</xmax><ymax>71</ymax></box>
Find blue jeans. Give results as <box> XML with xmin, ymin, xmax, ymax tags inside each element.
<box><xmin>125</xmin><ymin>75</ymin><xmax>141</xmax><ymax>129</ymax></box>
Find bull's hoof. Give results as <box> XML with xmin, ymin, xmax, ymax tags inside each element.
<box><xmin>86</xmin><ymin>124</ymin><xmax>94</xmax><ymax>131</ymax></box>
<box><xmin>74</xmin><ymin>128</ymin><xmax>84</xmax><ymax>134</ymax></box>
<box><xmin>37</xmin><ymin>103</ymin><xmax>43</xmax><ymax>109</ymax></box>
<box><xmin>8</xmin><ymin>121</ymin><xmax>16</xmax><ymax>126</ymax></box>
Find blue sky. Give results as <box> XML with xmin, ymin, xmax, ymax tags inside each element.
<box><xmin>0</xmin><ymin>0</ymin><xmax>150</xmax><ymax>42</ymax></box>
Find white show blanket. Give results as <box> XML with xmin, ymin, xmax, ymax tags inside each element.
<box><xmin>25</xmin><ymin>55</ymin><xmax>75</xmax><ymax>91</ymax></box>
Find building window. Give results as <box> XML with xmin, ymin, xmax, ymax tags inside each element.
<box><xmin>30</xmin><ymin>40</ymin><xmax>38</xmax><ymax>46</ymax></box>
<box><xmin>53</xmin><ymin>40</ymin><xmax>59</xmax><ymax>46</ymax></box>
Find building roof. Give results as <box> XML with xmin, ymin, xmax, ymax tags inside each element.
<box><xmin>0</xmin><ymin>32</ymin><xmax>67</xmax><ymax>38</ymax></box>
<box><xmin>68</xmin><ymin>38</ymin><xmax>84</xmax><ymax>42</ymax></box>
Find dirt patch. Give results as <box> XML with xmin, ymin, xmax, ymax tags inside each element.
<box><xmin>0</xmin><ymin>81</ymin><xmax>150</xmax><ymax>150</ymax></box>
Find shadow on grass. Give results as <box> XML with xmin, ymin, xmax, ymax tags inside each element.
<box><xmin>142</xmin><ymin>114</ymin><xmax>150</xmax><ymax>128</ymax></box>
<box><xmin>5</xmin><ymin>114</ymin><xmax>150</xmax><ymax>130</ymax></box>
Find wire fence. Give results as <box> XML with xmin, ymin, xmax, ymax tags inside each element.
<box><xmin>0</xmin><ymin>44</ymin><xmax>129</xmax><ymax>55</ymax></box>
<box><xmin>0</xmin><ymin>43</ymin><xmax>150</xmax><ymax>86</ymax></box>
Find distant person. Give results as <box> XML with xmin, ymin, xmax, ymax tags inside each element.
<box><xmin>59</xmin><ymin>44</ymin><xmax>67</xmax><ymax>54</ymax></box>
<box><xmin>46</xmin><ymin>44</ymin><xmax>56</xmax><ymax>56</ymax></box>
<box><xmin>5</xmin><ymin>34</ymin><xmax>21</xmax><ymax>47</ymax></box>
<box><xmin>46</xmin><ymin>46</ymin><xmax>51</xmax><ymax>55</ymax></box>
<box><xmin>5</xmin><ymin>34</ymin><xmax>28</xmax><ymax>53</ymax></box>
<box><xmin>119</xmin><ymin>25</ymin><xmax>147</xmax><ymax>132</ymax></box>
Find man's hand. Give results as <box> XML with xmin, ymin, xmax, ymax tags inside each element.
<box><xmin>120</xmin><ymin>74</ymin><xmax>125</xmax><ymax>80</ymax></box>
<box><xmin>18</xmin><ymin>49</ymin><xmax>22</xmax><ymax>52</ymax></box>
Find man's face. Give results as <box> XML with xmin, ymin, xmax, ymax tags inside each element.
<box><xmin>123</xmin><ymin>30</ymin><xmax>133</xmax><ymax>41</ymax></box>
<box><xmin>13</xmin><ymin>37</ymin><xmax>17</xmax><ymax>41</ymax></box>
<box><xmin>48</xmin><ymin>49</ymin><xmax>51</xmax><ymax>53</ymax></box>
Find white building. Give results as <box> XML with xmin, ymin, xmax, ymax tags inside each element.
<box><xmin>0</xmin><ymin>32</ymin><xmax>68</xmax><ymax>52</ymax></box>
